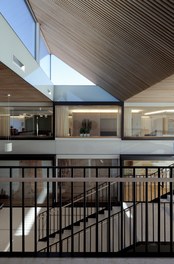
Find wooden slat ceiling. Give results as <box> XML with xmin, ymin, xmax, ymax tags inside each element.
<box><xmin>0</xmin><ymin>62</ymin><xmax>51</xmax><ymax>102</ymax></box>
<box><xmin>28</xmin><ymin>0</ymin><xmax>174</xmax><ymax>101</ymax></box>
<box><xmin>126</xmin><ymin>74</ymin><xmax>174</xmax><ymax>103</ymax></box>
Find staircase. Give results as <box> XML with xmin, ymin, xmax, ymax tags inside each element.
<box><xmin>38</xmin><ymin>181</ymin><xmax>119</xmax><ymax>247</ymax></box>
<box><xmin>37</xmin><ymin>163</ymin><xmax>174</xmax><ymax>254</ymax></box>
<box><xmin>38</xmin><ymin>204</ymin><xmax>129</xmax><ymax>253</ymax></box>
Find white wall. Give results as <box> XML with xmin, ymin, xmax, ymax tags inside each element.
<box><xmin>0</xmin><ymin>138</ymin><xmax>174</xmax><ymax>156</ymax></box>
<box><xmin>0</xmin><ymin>15</ymin><xmax>54</xmax><ymax>100</ymax></box>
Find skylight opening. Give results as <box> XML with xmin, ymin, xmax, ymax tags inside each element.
<box><xmin>51</xmin><ymin>55</ymin><xmax>95</xmax><ymax>85</ymax></box>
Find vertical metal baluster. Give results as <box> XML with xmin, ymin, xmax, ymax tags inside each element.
<box><xmin>46</xmin><ymin>168</ymin><xmax>50</xmax><ymax>255</ymax></box>
<box><xmin>141</xmin><ymin>203</ymin><xmax>143</xmax><ymax>242</ymax></box>
<box><xmin>139</xmin><ymin>175</ymin><xmax>141</xmax><ymax>202</ymax></box>
<box><xmin>34</xmin><ymin>167</ymin><xmax>37</xmax><ymax>253</ymax></box>
<box><xmin>112</xmin><ymin>216</ymin><xmax>114</xmax><ymax>252</ymax></box>
<box><xmin>151</xmin><ymin>179</ymin><xmax>152</xmax><ymax>200</ymax></box>
<box><xmin>59</xmin><ymin>168</ymin><xmax>62</xmax><ymax>254</ymax></box>
<box><xmin>158</xmin><ymin>168</ymin><xmax>160</xmax><ymax>253</ymax></box>
<box><xmin>83</xmin><ymin>168</ymin><xmax>86</xmax><ymax>253</ymax></box>
<box><xmin>164</xmin><ymin>203</ymin><xmax>166</xmax><ymax>242</ymax></box>
<box><xmin>152</xmin><ymin>203</ymin><xmax>155</xmax><ymax>242</ymax></box>
<box><xmin>22</xmin><ymin>167</ymin><xmax>25</xmax><ymax>253</ymax></box>
<box><xmin>133</xmin><ymin>167</ymin><xmax>136</xmax><ymax>252</ymax></box>
<box><xmin>107</xmin><ymin>168</ymin><xmax>111</xmax><ymax>253</ymax></box>
<box><xmin>145</xmin><ymin>167</ymin><xmax>148</xmax><ymax>253</ymax></box>
<box><xmin>118</xmin><ymin>212</ymin><xmax>120</xmax><ymax>251</ymax></box>
<box><xmin>124</xmin><ymin>210</ymin><xmax>126</xmax><ymax>249</ymax></box>
<box><xmin>101</xmin><ymin>221</ymin><xmax>103</xmax><ymax>252</ymax></box>
<box><xmin>120</xmin><ymin>165</ymin><xmax>123</xmax><ymax>251</ymax></box>
<box><xmin>71</xmin><ymin>167</ymin><xmax>74</xmax><ymax>254</ymax></box>
<box><xmin>96</xmin><ymin>167</ymin><xmax>99</xmax><ymax>253</ymax></box>
<box><xmin>10</xmin><ymin>168</ymin><xmax>13</xmax><ymax>253</ymax></box>
<box><xmin>170</xmin><ymin>167</ymin><xmax>173</xmax><ymax>253</ymax></box>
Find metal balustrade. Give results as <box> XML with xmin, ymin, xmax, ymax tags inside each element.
<box><xmin>0</xmin><ymin>165</ymin><xmax>174</xmax><ymax>257</ymax></box>
<box><xmin>38</xmin><ymin>181</ymin><xmax>117</xmax><ymax>241</ymax></box>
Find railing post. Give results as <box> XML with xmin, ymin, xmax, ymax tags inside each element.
<box><xmin>34</xmin><ymin>167</ymin><xmax>37</xmax><ymax>253</ymax></box>
<box><xmin>170</xmin><ymin>167</ymin><xmax>173</xmax><ymax>253</ymax></box>
<box><xmin>83</xmin><ymin>167</ymin><xmax>86</xmax><ymax>253</ymax></box>
<box><xmin>120</xmin><ymin>165</ymin><xmax>123</xmax><ymax>251</ymax></box>
<box><xmin>46</xmin><ymin>168</ymin><xmax>50</xmax><ymax>255</ymax></box>
<box><xmin>9</xmin><ymin>168</ymin><xmax>13</xmax><ymax>254</ymax></box>
<box><xmin>107</xmin><ymin>167</ymin><xmax>111</xmax><ymax>253</ymax></box>
<box><xmin>59</xmin><ymin>167</ymin><xmax>62</xmax><ymax>254</ymax></box>
<box><xmin>96</xmin><ymin>167</ymin><xmax>99</xmax><ymax>253</ymax></box>
<box><xmin>133</xmin><ymin>167</ymin><xmax>136</xmax><ymax>253</ymax></box>
<box><xmin>158</xmin><ymin>167</ymin><xmax>161</xmax><ymax>253</ymax></box>
<box><xmin>22</xmin><ymin>167</ymin><xmax>25</xmax><ymax>253</ymax></box>
<box><xmin>145</xmin><ymin>167</ymin><xmax>148</xmax><ymax>253</ymax></box>
<box><xmin>71</xmin><ymin>167</ymin><xmax>74</xmax><ymax>254</ymax></box>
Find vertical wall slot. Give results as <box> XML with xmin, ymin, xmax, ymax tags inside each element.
<box><xmin>13</xmin><ymin>55</ymin><xmax>25</xmax><ymax>71</ymax></box>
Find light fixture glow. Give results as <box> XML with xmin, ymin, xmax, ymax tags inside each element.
<box><xmin>71</xmin><ymin>109</ymin><xmax>118</xmax><ymax>113</ymax></box>
<box><xmin>141</xmin><ymin>116</ymin><xmax>150</xmax><ymax>119</ymax></box>
<box><xmin>144</xmin><ymin>110</ymin><xmax>174</xmax><ymax>115</ymax></box>
<box><xmin>131</xmin><ymin>109</ymin><xmax>142</xmax><ymax>113</ymax></box>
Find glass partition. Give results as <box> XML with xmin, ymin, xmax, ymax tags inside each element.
<box><xmin>0</xmin><ymin>105</ymin><xmax>53</xmax><ymax>139</ymax></box>
<box><xmin>57</xmin><ymin>158</ymin><xmax>119</xmax><ymax>203</ymax></box>
<box><xmin>55</xmin><ymin>105</ymin><xmax>121</xmax><ymax>137</ymax></box>
<box><xmin>39</xmin><ymin>33</ymin><xmax>51</xmax><ymax>78</ymax></box>
<box><xmin>0</xmin><ymin>159</ymin><xmax>53</xmax><ymax>207</ymax></box>
<box><xmin>124</xmin><ymin>105</ymin><xmax>174</xmax><ymax>138</ymax></box>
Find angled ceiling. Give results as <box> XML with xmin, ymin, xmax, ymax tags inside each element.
<box><xmin>28</xmin><ymin>0</ymin><xmax>174</xmax><ymax>101</ymax></box>
<box><xmin>0</xmin><ymin>62</ymin><xmax>51</xmax><ymax>102</ymax></box>
<box><xmin>126</xmin><ymin>74</ymin><xmax>174</xmax><ymax>103</ymax></box>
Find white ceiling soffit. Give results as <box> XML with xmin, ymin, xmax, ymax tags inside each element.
<box><xmin>28</xmin><ymin>0</ymin><xmax>174</xmax><ymax>101</ymax></box>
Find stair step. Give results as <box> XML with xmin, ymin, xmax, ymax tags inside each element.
<box><xmin>167</xmin><ymin>195</ymin><xmax>174</xmax><ymax>201</ymax></box>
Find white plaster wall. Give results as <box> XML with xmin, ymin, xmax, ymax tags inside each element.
<box><xmin>0</xmin><ymin>15</ymin><xmax>54</xmax><ymax>100</ymax></box>
<box><xmin>0</xmin><ymin>138</ymin><xmax>173</xmax><ymax>156</ymax></box>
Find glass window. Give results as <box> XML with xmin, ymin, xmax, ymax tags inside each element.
<box><xmin>39</xmin><ymin>33</ymin><xmax>51</xmax><ymax>78</ymax></box>
<box><xmin>55</xmin><ymin>105</ymin><xmax>121</xmax><ymax>137</ymax></box>
<box><xmin>0</xmin><ymin>159</ymin><xmax>53</xmax><ymax>207</ymax></box>
<box><xmin>0</xmin><ymin>0</ymin><xmax>36</xmax><ymax>57</ymax></box>
<box><xmin>124</xmin><ymin>105</ymin><xmax>174</xmax><ymax>138</ymax></box>
<box><xmin>0</xmin><ymin>105</ymin><xmax>53</xmax><ymax>139</ymax></box>
<box><xmin>57</xmin><ymin>158</ymin><xmax>119</xmax><ymax>202</ymax></box>
<box><xmin>51</xmin><ymin>55</ymin><xmax>95</xmax><ymax>85</ymax></box>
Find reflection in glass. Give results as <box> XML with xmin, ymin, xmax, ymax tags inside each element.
<box><xmin>0</xmin><ymin>106</ymin><xmax>53</xmax><ymax>139</ymax></box>
<box><xmin>124</xmin><ymin>106</ymin><xmax>174</xmax><ymax>138</ymax></box>
<box><xmin>0</xmin><ymin>159</ymin><xmax>53</xmax><ymax>207</ymax></box>
<box><xmin>55</xmin><ymin>105</ymin><xmax>121</xmax><ymax>137</ymax></box>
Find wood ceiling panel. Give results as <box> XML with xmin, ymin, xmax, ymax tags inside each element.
<box><xmin>0</xmin><ymin>62</ymin><xmax>51</xmax><ymax>102</ymax></box>
<box><xmin>29</xmin><ymin>0</ymin><xmax>174</xmax><ymax>101</ymax></box>
<box><xmin>126</xmin><ymin>74</ymin><xmax>174</xmax><ymax>103</ymax></box>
